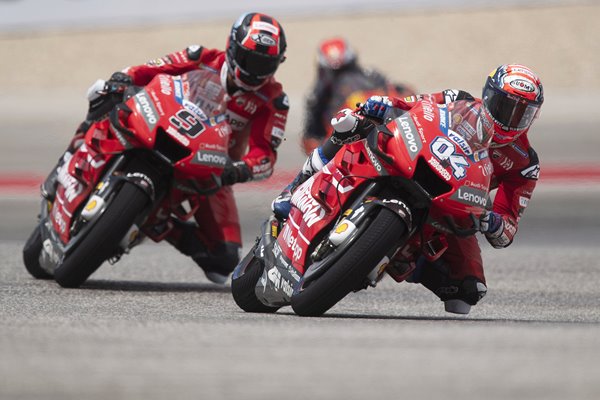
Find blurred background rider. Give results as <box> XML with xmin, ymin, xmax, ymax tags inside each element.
<box><xmin>301</xmin><ymin>37</ymin><xmax>414</xmax><ymax>154</ymax></box>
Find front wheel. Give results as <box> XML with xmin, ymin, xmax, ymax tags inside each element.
<box><xmin>291</xmin><ymin>208</ymin><xmax>407</xmax><ymax>317</ymax></box>
<box><xmin>231</xmin><ymin>255</ymin><xmax>280</xmax><ymax>313</ymax></box>
<box><xmin>53</xmin><ymin>182</ymin><xmax>149</xmax><ymax>288</ymax></box>
<box><xmin>23</xmin><ymin>223</ymin><xmax>53</xmax><ymax>279</ymax></box>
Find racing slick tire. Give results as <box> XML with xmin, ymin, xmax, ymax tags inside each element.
<box><xmin>231</xmin><ymin>256</ymin><xmax>280</xmax><ymax>313</ymax></box>
<box><xmin>23</xmin><ymin>223</ymin><xmax>53</xmax><ymax>279</ymax></box>
<box><xmin>291</xmin><ymin>207</ymin><xmax>406</xmax><ymax>317</ymax></box>
<box><xmin>54</xmin><ymin>182</ymin><xmax>149</xmax><ymax>288</ymax></box>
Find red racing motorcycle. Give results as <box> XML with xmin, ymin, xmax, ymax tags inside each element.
<box><xmin>23</xmin><ymin>70</ymin><xmax>232</xmax><ymax>288</ymax></box>
<box><xmin>232</xmin><ymin>99</ymin><xmax>493</xmax><ymax>316</ymax></box>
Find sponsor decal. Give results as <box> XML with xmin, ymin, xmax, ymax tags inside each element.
<box><xmin>443</xmin><ymin>89</ymin><xmax>460</xmax><ymax>103</ymax></box>
<box><xmin>252</xmin><ymin>21</ymin><xmax>279</xmax><ymax>35</ymax></box>
<box><xmin>464</xmin><ymin>179</ymin><xmax>488</xmax><ymax>191</ymax></box>
<box><xmin>290</xmin><ymin>178</ymin><xmax>326</xmax><ymax>228</ymax></box>
<box><xmin>451</xmin><ymin>186</ymin><xmax>488</xmax><ymax>207</ymax></box>
<box><xmin>182</xmin><ymin>99</ymin><xmax>208</xmax><ymax>120</ymax></box>
<box><xmin>134</xmin><ymin>91</ymin><xmax>159</xmax><ymax>130</ymax></box>
<box><xmin>281</xmin><ymin>223</ymin><xmax>305</xmax><ymax>262</ymax></box>
<box><xmin>267</xmin><ymin>267</ymin><xmax>294</xmax><ymax>298</ymax></box>
<box><xmin>507</xmin><ymin>76</ymin><xmax>535</xmax><ymax>93</ymax></box>
<box><xmin>165</xmin><ymin>125</ymin><xmax>190</xmax><ymax>146</ymax></box>
<box><xmin>52</xmin><ymin>207</ymin><xmax>68</xmax><ymax>234</ymax></box>
<box><xmin>244</xmin><ymin>99</ymin><xmax>258</xmax><ymax>114</ymax></box>
<box><xmin>520</xmin><ymin>163</ymin><xmax>540</xmax><ymax>180</ymax></box>
<box><xmin>396</xmin><ymin>115</ymin><xmax>422</xmax><ymax>160</ymax></box>
<box><xmin>481</xmin><ymin>160</ymin><xmax>494</xmax><ymax>177</ymax></box>
<box><xmin>519</xmin><ymin>196</ymin><xmax>529</xmax><ymax>207</ymax></box>
<box><xmin>364</xmin><ymin>142</ymin><xmax>388</xmax><ymax>176</ymax></box>
<box><xmin>428</xmin><ymin>156</ymin><xmax>452</xmax><ymax>181</ymax></box>
<box><xmin>252</xmin><ymin>33</ymin><xmax>276</xmax><ymax>46</ymax></box>
<box><xmin>421</xmin><ymin>100</ymin><xmax>436</xmax><ymax>122</ymax></box>
<box><xmin>438</xmin><ymin>106</ymin><xmax>448</xmax><ymax>133</ymax></box>
<box><xmin>158</xmin><ymin>75</ymin><xmax>172</xmax><ymax>96</ymax></box>
<box><xmin>499</xmin><ymin>157</ymin><xmax>514</xmax><ymax>171</ymax></box>
<box><xmin>57</xmin><ymin>164</ymin><xmax>82</xmax><ymax>203</ymax></box>
<box><xmin>510</xmin><ymin>142</ymin><xmax>529</xmax><ymax>158</ymax></box>
<box><xmin>173</xmin><ymin>77</ymin><xmax>184</xmax><ymax>103</ymax></box>
<box><xmin>226</xmin><ymin>111</ymin><xmax>249</xmax><ymax>131</ymax></box>
<box><xmin>447</xmin><ymin>129</ymin><xmax>473</xmax><ymax>156</ymax></box>
<box><xmin>271</xmin><ymin>126</ymin><xmax>285</xmax><ymax>148</ymax></box>
<box><xmin>126</xmin><ymin>172</ymin><xmax>155</xmax><ymax>195</ymax></box>
<box><xmin>271</xmin><ymin>126</ymin><xmax>285</xmax><ymax>140</ymax></box>
<box><xmin>146</xmin><ymin>58</ymin><xmax>166</xmax><ymax>67</ymax></box>
<box><xmin>193</xmin><ymin>150</ymin><xmax>228</xmax><ymax>167</ymax></box>
<box><xmin>474</xmin><ymin>149</ymin><xmax>489</xmax><ymax>162</ymax></box>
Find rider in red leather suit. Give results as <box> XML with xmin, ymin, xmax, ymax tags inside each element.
<box><xmin>273</xmin><ymin>64</ymin><xmax>544</xmax><ymax>313</ymax></box>
<box><xmin>44</xmin><ymin>12</ymin><xmax>289</xmax><ymax>283</ymax></box>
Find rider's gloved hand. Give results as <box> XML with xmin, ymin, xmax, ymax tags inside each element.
<box><xmin>105</xmin><ymin>72</ymin><xmax>133</xmax><ymax>94</ymax></box>
<box><xmin>480</xmin><ymin>210</ymin><xmax>503</xmax><ymax>237</ymax></box>
<box><xmin>361</xmin><ymin>95</ymin><xmax>393</xmax><ymax>120</ymax></box>
<box><xmin>86</xmin><ymin>72</ymin><xmax>133</xmax><ymax>121</ymax></box>
<box><xmin>330</xmin><ymin>108</ymin><xmax>374</xmax><ymax>145</ymax></box>
<box><xmin>221</xmin><ymin>159</ymin><xmax>252</xmax><ymax>186</ymax></box>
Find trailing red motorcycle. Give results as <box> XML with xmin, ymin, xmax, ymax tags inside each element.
<box><xmin>232</xmin><ymin>99</ymin><xmax>493</xmax><ymax>316</ymax></box>
<box><xmin>23</xmin><ymin>70</ymin><xmax>232</xmax><ymax>288</ymax></box>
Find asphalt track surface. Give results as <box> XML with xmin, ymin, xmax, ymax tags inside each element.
<box><xmin>1</xmin><ymin>191</ymin><xmax>600</xmax><ymax>400</ymax></box>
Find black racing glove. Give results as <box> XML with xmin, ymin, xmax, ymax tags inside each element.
<box><xmin>221</xmin><ymin>159</ymin><xmax>252</xmax><ymax>186</ymax></box>
<box><xmin>86</xmin><ymin>72</ymin><xmax>133</xmax><ymax>121</ymax></box>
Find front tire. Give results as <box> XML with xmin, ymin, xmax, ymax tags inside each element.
<box><xmin>291</xmin><ymin>208</ymin><xmax>407</xmax><ymax>317</ymax></box>
<box><xmin>23</xmin><ymin>223</ymin><xmax>53</xmax><ymax>279</ymax></box>
<box><xmin>231</xmin><ymin>256</ymin><xmax>280</xmax><ymax>313</ymax></box>
<box><xmin>53</xmin><ymin>182</ymin><xmax>149</xmax><ymax>288</ymax></box>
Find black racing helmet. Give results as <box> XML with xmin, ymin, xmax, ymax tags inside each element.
<box><xmin>226</xmin><ymin>12</ymin><xmax>287</xmax><ymax>91</ymax></box>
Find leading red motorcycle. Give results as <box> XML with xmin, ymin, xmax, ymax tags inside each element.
<box><xmin>23</xmin><ymin>70</ymin><xmax>232</xmax><ymax>288</ymax></box>
<box><xmin>232</xmin><ymin>99</ymin><xmax>493</xmax><ymax>316</ymax></box>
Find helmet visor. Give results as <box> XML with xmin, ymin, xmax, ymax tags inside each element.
<box><xmin>483</xmin><ymin>82</ymin><xmax>541</xmax><ymax>131</ymax></box>
<box><xmin>231</xmin><ymin>44</ymin><xmax>281</xmax><ymax>84</ymax></box>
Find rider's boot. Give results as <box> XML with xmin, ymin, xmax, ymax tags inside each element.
<box><xmin>407</xmin><ymin>257</ymin><xmax>487</xmax><ymax>315</ymax></box>
<box><xmin>167</xmin><ymin>218</ymin><xmax>239</xmax><ymax>284</ymax></box>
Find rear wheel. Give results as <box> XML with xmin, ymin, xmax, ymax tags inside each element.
<box><xmin>291</xmin><ymin>208</ymin><xmax>406</xmax><ymax>317</ymax></box>
<box><xmin>23</xmin><ymin>223</ymin><xmax>53</xmax><ymax>279</ymax></box>
<box><xmin>231</xmin><ymin>256</ymin><xmax>280</xmax><ymax>313</ymax></box>
<box><xmin>53</xmin><ymin>182</ymin><xmax>149</xmax><ymax>288</ymax></box>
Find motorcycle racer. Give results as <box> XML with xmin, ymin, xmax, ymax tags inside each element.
<box><xmin>301</xmin><ymin>37</ymin><xmax>414</xmax><ymax>154</ymax></box>
<box><xmin>273</xmin><ymin>64</ymin><xmax>544</xmax><ymax>314</ymax></box>
<box><xmin>43</xmin><ymin>12</ymin><xmax>289</xmax><ymax>284</ymax></box>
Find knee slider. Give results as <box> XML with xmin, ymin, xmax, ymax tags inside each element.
<box><xmin>459</xmin><ymin>276</ymin><xmax>487</xmax><ymax>305</ymax></box>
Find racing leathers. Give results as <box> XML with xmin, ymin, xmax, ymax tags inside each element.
<box><xmin>102</xmin><ymin>46</ymin><xmax>288</xmax><ymax>281</ymax></box>
<box><xmin>275</xmin><ymin>89</ymin><xmax>539</xmax><ymax>312</ymax></box>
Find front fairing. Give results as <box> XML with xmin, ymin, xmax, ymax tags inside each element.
<box><xmin>122</xmin><ymin>71</ymin><xmax>231</xmax><ymax>181</ymax></box>
<box><xmin>380</xmin><ymin>100</ymin><xmax>493</xmax><ymax>231</ymax></box>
